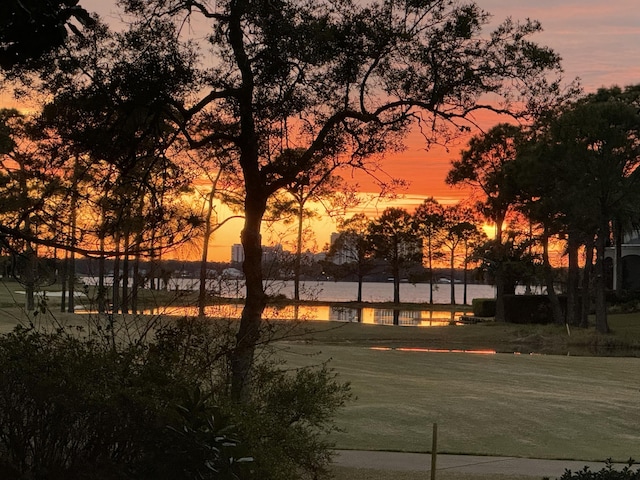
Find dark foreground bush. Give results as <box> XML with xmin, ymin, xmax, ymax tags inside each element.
<box><xmin>553</xmin><ymin>459</ymin><xmax>640</xmax><ymax>480</ymax></box>
<box><xmin>0</xmin><ymin>319</ymin><xmax>350</xmax><ymax>480</ymax></box>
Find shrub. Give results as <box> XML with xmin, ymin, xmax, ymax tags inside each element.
<box><xmin>606</xmin><ymin>290</ymin><xmax>640</xmax><ymax>314</ymax></box>
<box><xmin>503</xmin><ymin>294</ymin><xmax>567</xmax><ymax>324</ymax></box>
<box><xmin>0</xmin><ymin>318</ymin><xmax>350</xmax><ymax>480</ymax></box>
<box><xmin>472</xmin><ymin>298</ymin><xmax>496</xmax><ymax>317</ymax></box>
<box><xmin>554</xmin><ymin>459</ymin><xmax>640</xmax><ymax>480</ymax></box>
<box><xmin>235</xmin><ymin>363</ymin><xmax>351</xmax><ymax>480</ymax></box>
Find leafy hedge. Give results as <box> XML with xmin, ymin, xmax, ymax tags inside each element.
<box><xmin>0</xmin><ymin>319</ymin><xmax>350</xmax><ymax>479</ymax></box>
<box><xmin>472</xmin><ymin>298</ymin><xmax>496</xmax><ymax>317</ymax></box>
<box><xmin>555</xmin><ymin>459</ymin><xmax>640</xmax><ymax>480</ymax></box>
<box><xmin>503</xmin><ymin>294</ymin><xmax>567</xmax><ymax>324</ymax></box>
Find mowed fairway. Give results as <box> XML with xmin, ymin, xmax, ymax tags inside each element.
<box><xmin>278</xmin><ymin>343</ymin><xmax>640</xmax><ymax>461</ymax></box>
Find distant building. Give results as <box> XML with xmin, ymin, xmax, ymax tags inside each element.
<box><xmin>231</xmin><ymin>244</ymin><xmax>245</xmax><ymax>263</ymax></box>
<box><xmin>233</xmin><ymin>243</ymin><xmax>292</xmax><ymax>267</ymax></box>
<box><xmin>605</xmin><ymin>232</ymin><xmax>640</xmax><ymax>290</ymax></box>
<box><xmin>262</xmin><ymin>244</ymin><xmax>283</xmax><ymax>264</ymax></box>
<box><xmin>329</xmin><ymin>231</ymin><xmax>357</xmax><ymax>265</ymax></box>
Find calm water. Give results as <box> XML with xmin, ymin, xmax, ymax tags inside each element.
<box><xmin>79</xmin><ymin>277</ymin><xmax>506</xmax><ymax>325</ymax></box>
<box><xmin>262</xmin><ymin>280</ymin><xmax>497</xmax><ymax>304</ymax></box>
<box><xmin>81</xmin><ymin>276</ymin><xmax>498</xmax><ymax>304</ymax></box>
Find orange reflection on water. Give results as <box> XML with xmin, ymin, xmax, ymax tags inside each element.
<box><xmin>82</xmin><ymin>303</ymin><xmax>468</xmax><ymax>328</ymax></box>
<box><xmin>124</xmin><ymin>304</ymin><xmax>466</xmax><ymax>327</ymax></box>
<box><xmin>372</xmin><ymin>347</ymin><xmax>497</xmax><ymax>354</ymax></box>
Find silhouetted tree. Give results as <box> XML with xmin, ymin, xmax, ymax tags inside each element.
<box><xmin>440</xmin><ymin>204</ymin><xmax>479</xmax><ymax>305</ymax></box>
<box><xmin>368</xmin><ymin>208</ymin><xmax>422</xmax><ymax>307</ymax></box>
<box><xmin>23</xmin><ymin>0</ymin><xmax>564</xmax><ymax>400</ymax></box>
<box><xmin>328</xmin><ymin>213</ymin><xmax>376</xmax><ymax>303</ymax></box>
<box><xmin>0</xmin><ymin>0</ymin><xmax>94</xmax><ymax>70</ymax></box>
<box><xmin>414</xmin><ymin>197</ymin><xmax>445</xmax><ymax>304</ymax></box>
<box><xmin>522</xmin><ymin>87</ymin><xmax>640</xmax><ymax>332</ymax></box>
<box><xmin>271</xmin><ymin>149</ymin><xmax>357</xmax><ymax>301</ymax></box>
<box><xmin>189</xmin><ymin>147</ymin><xmax>243</xmax><ymax>317</ymax></box>
<box><xmin>447</xmin><ymin>123</ymin><xmax>527</xmax><ymax>321</ymax></box>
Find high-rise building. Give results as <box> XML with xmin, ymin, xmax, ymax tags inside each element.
<box><xmin>329</xmin><ymin>232</ymin><xmax>357</xmax><ymax>265</ymax></box>
<box><xmin>231</xmin><ymin>243</ymin><xmax>245</xmax><ymax>263</ymax></box>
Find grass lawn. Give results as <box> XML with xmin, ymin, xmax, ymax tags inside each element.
<box><xmin>277</xmin><ymin>316</ymin><xmax>640</xmax><ymax>464</ymax></box>
<box><xmin>279</xmin><ymin>342</ymin><xmax>640</xmax><ymax>461</ymax></box>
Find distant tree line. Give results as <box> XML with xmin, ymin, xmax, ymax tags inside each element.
<box><xmin>446</xmin><ymin>86</ymin><xmax>640</xmax><ymax>333</ymax></box>
<box><xmin>326</xmin><ymin>201</ymin><xmax>486</xmax><ymax>306</ymax></box>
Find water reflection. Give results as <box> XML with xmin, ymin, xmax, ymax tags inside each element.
<box><xmin>371</xmin><ymin>347</ymin><xmax>497</xmax><ymax>354</ymax></box>
<box><xmin>144</xmin><ymin>304</ymin><xmax>465</xmax><ymax>327</ymax></box>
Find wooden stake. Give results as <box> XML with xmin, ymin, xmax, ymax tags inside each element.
<box><xmin>431</xmin><ymin>423</ymin><xmax>438</xmax><ymax>480</ymax></box>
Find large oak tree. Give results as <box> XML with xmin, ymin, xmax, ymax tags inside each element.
<box><xmin>37</xmin><ymin>0</ymin><xmax>563</xmax><ymax>400</ymax></box>
<box><xmin>0</xmin><ymin>0</ymin><xmax>94</xmax><ymax>70</ymax></box>
<box><xmin>124</xmin><ymin>0</ymin><xmax>561</xmax><ymax>399</ymax></box>
<box><xmin>521</xmin><ymin>87</ymin><xmax>640</xmax><ymax>333</ymax></box>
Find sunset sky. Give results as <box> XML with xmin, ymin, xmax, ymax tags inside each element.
<box><xmin>5</xmin><ymin>1</ymin><xmax>640</xmax><ymax>261</ymax></box>
<box><xmin>77</xmin><ymin>1</ymin><xmax>640</xmax><ymax>261</ymax></box>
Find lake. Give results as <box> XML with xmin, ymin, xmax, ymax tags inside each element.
<box><xmin>81</xmin><ymin>276</ymin><xmax>499</xmax><ymax>304</ymax></box>
<box><xmin>261</xmin><ymin>280</ymin><xmax>498</xmax><ymax>304</ymax></box>
<box><xmin>80</xmin><ymin>277</ymin><xmax>511</xmax><ymax>325</ymax></box>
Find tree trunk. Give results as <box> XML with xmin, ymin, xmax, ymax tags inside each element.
<box><xmin>542</xmin><ymin>228</ymin><xmax>564</xmax><ymax>325</ymax></box>
<box><xmin>580</xmin><ymin>237</ymin><xmax>594</xmax><ymax>328</ymax></box>
<box><xmin>357</xmin><ymin>273</ymin><xmax>363</xmax><ymax>303</ymax></box>
<box><xmin>462</xmin><ymin>242</ymin><xmax>469</xmax><ymax>305</ymax></box>
<box><xmin>198</xmin><ymin>221</ymin><xmax>212</xmax><ymax>317</ymax></box>
<box><xmin>615</xmin><ymin>222</ymin><xmax>623</xmax><ymax>295</ymax></box>
<box><xmin>111</xmin><ymin>231</ymin><xmax>121</xmax><ymax>314</ymax></box>
<box><xmin>121</xmin><ymin>231</ymin><xmax>130</xmax><ymax>314</ymax></box>
<box><xmin>60</xmin><ymin>251</ymin><xmax>67</xmax><ymax>313</ymax></box>
<box><xmin>198</xmin><ymin>182</ymin><xmax>219</xmax><ymax>317</ymax></box>
<box><xmin>494</xmin><ymin>216</ymin><xmax>505</xmax><ymax>322</ymax></box>
<box><xmin>67</xmin><ymin>210</ymin><xmax>76</xmax><ymax>314</ymax></box>
<box><xmin>392</xmin><ymin>246</ymin><xmax>400</xmax><ymax>305</ymax></box>
<box><xmin>98</xmin><ymin>233</ymin><xmax>106</xmax><ymax>314</ymax></box>
<box><xmin>293</xmin><ymin>201</ymin><xmax>303</xmax><ymax>302</ymax></box>
<box><xmin>449</xmin><ymin>249</ymin><xmax>456</xmax><ymax>305</ymax></box>
<box><xmin>67</xmin><ymin>162</ymin><xmax>78</xmax><ymax>314</ymax></box>
<box><xmin>428</xmin><ymin>237</ymin><xmax>434</xmax><ymax>304</ymax></box>
<box><xmin>393</xmin><ymin>274</ymin><xmax>400</xmax><ymax>305</ymax></box>
<box><xmin>131</xmin><ymin>202</ymin><xmax>145</xmax><ymax>314</ymax></box>
<box><xmin>24</xmin><ymin>245</ymin><xmax>36</xmax><ymax>312</ymax></box>
<box><xmin>149</xmin><ymin>233</ymin><xmax>157</xmax><ymax>290</ymax></box>
<box><xmin>231</xmin><ymin>191</ymin><xmax>268</xmax><ymax>402</ymax></box>
<box><xmin>67</xmin><ymin>248</ymin><xmax>75</xmax><ymax>313</ymax></box>
<box><xmin>594</xmin><ymin>225</ymin><xmax>609</xmax><ymax>333</ymax></box>
<box><xmin>132</xmin><ymin>252</ymin><xmax>140</xmax><ymax>314</ymax></box>
<box><xmin>566</xmin><ymin>232</ymin><xmax>580</xmax><ymax>326</ymax></box>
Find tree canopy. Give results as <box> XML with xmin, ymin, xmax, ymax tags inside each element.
<box><xmin>4</xmin><ymin>0</ymin><xmax>564</xmax><ymax>399</ymax></box>
<box><xmin>0</xmin><ymin>0</ymin><xmax>94</xmax><ymax>70</ymax></box>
